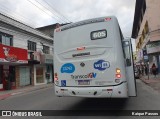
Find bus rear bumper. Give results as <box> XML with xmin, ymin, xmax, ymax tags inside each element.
<box><xmin>54</xmin><ymin>82</ymin><xmax>128</xmax><ymax>98</ymax></box>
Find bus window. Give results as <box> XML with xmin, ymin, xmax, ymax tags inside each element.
<box><xmin>123</xmin><ymin>41</ymin><xmax>131</xmax><ymax>66</ymax></box>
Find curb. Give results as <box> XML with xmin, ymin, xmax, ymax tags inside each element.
<box><xmin>0</xmin><ymin>93</ymin><xmax>12</xmax><ymax>100</ymax></box>
<box><xmin>0</xmin><ymin>84</ymin><xmax>53</xmax><ymax>100</ymax></box>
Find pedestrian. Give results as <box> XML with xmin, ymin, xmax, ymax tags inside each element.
<box><xmin>145</xmin><ymin>65</ymin><xmax>148</xmax><ymax>75</ymax></box>
<box><xmin>141</xmin><ymin>65</ymin><xmax>144</xmax><ymax>76</ymax></box>
<box><xmin>140</xmin><ymin>65</ymin><xmax>143</xmax><ymax>76</ymax></box>
<box><xmin>152</xmin><ymin>63</ymin><xmax>157</xmax><ymax>78</ymax></box>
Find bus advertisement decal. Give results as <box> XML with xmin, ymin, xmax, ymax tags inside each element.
<box><xmin>94</xmin><ymin>60</ymin><xmax>110</xmax><ymax>71</ymax></box>
<box><xmin>61</xmin><ymin>80</ymin><xmax>66</xmax><ymax>87</ymax></box>
<box><xmin>71</xmin><ymin>72</ymin><xmax>97</xmax><ymax>79</ymax></box>
<box><xmin>61</xmin><ymin>63</ymin><xmax>75</xmax><ymax>73</ymax></box>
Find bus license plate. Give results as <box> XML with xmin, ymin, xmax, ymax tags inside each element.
<box><xmin>78</xmin><ymin>80</ymin><xmax>90</xmax><ymax>85</ymax></box>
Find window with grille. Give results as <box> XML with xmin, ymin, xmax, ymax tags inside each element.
<box><xmin>43</xmin><ymin>45</ymin><xmax>50</xmax><ymax>54</ymax></box>
<box><xmin>28</xmin><ymin>40</ymin><xmax>36</xmax><ymax>51</ymax></box>
<box><xmin>0</xmin><ymin>32</ymin><xmax>13</xmax><ymax>46</ymax></box>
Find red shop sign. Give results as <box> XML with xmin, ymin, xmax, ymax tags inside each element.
<box><xmin>0</xmin><ymin>44</ymin><xmax>28</xmax><ymax>63</ymax></box>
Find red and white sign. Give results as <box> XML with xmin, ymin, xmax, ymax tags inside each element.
<box><xmin>0</xmin><ymin>44</ymin><xmax>28</xmax><ymax>63</ymax></box>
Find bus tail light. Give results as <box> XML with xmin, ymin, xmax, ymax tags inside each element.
<box><xmin>116</xmin><ymin>68</ymin><xmax>121</xmax><ymax>73</ymax></box>
<box><xmin>54</xmin><ymin>73</ymin><xmax>59</xmax><ymax>85</ymax></box>
<box><xmin>54</xmin><ymin>77</ymin><xmax>58</xmax><ymax>81</ymax></box>
<box><xmin>115</xmin><ymin>68</ymin><xmax>121</xmax><ymax>79</ymax></box>
<box><xmin>54</xmin><ymin>73</ymin><xmax>59</xmax><ymax>81</ymax></box>
<box><xmin>116</xmin><ymin>74</ymin><xmax>121</xmax><ymax>78</ymax></box>
<box><xmin>54</xmin><ymin>73</ymin><xmax>58</xmax><ymax>78</ymax></box>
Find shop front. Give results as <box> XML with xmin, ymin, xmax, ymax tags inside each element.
<box><xmin>0</xmin><ymin>44</ymin><xmax>28</xmax><ymax>90</ymax></box>
<box><xmin>146</xmin><ymin>41</ymin><xmax>160</xmax><ymax>73</ymax></box>
<box><xmin>41</xmin><ymin>54</ymin><xmax>53</xmax><ymax>83</ymax></box>
<box><xmin>31</xmin><ymin>53</ymin><xmax>53</xmax><ymax>85</ymax></box>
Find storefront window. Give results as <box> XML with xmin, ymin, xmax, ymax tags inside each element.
<box><xmin>36</xmin><ymin>67</ymin><xmax>44</xmax><ymax>83</ymax></box>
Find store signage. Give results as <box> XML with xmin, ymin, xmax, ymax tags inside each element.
<box><xmin>40</xmin><ymin>54</ymin><xmax>53</xmax><ymax>64</ymax></box>
<box><xmin>0</xmin><ymin>44</ymin><xmax>28</xmax><ymax>63</ymax></box>
<box><xmin>146</xmin><ymin>41</ymin><xmax>160</xmax><ymax>54</ymax></box>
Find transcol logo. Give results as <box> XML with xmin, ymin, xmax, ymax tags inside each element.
<box><xmin>94</xmin><ymin>60</ymin><xmax>110</xmax><ymax>71</ymax></box>
<box><xmin>71</xmin><ymin>72</ymin><xmax>97</xmax><ymax>79</ymax></box>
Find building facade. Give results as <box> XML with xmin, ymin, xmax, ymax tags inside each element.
<box><xmin>0</xmin><ymin>13</ymin><xmax>54</xmax><ymax>90</ymax></box>
<box><xmin>132</xmin><ymin>0</ymin><xmax>160</xmax><ymax>73</ymax></box>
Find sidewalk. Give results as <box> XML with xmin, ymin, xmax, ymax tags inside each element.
<box><xmin>0</xmin><ymin>83</ymin><xmax>53</xmax><ymax>100</ymax></box>
<box><xmin>140</xmin><ymin>73</ymin><xmax>160</xmax><ymax>93</ymax></box>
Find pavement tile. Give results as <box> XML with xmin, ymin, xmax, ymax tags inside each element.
<box><xmin>0</xmin><ymin>83</ymin><xmax>53</xmax><ymax>100</ymax></box>
<box><xmin>140</xmin><ymin>74</ymin><xmax>160</xmax><ymax>93</ymax></box>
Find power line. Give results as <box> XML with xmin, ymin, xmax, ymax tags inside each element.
<box><xmin>26</xmin><ymin>0</ymin><xmax>63</xmax><ymax>23</ymax></box>
<box><xmin>34</xmin><ymin>0</ymin><xmax>68</xmax><ymax>23</ymax></box>
<box><xmin>0</xmin><ymin>6</ymin><xmax>35</xmax><ymax>27</ymax></box>
<box><xmin>0</xmin><ymin>27</ymin><xmax>53</xmax><ymax>47</ymax></box>
<box><xmin>0</xmin><ymin>5</ymin><xmax>38</xmax><ymax>27</ymax></box>
<box><xmin>0</xmin><ymin>15</ymin><xmax>53</xmax><ymax>42</ymax></box>
<box><xmin>42</xmin><ymin>0</ymin><xmax>71</xmax><ymax>23</ymax></box>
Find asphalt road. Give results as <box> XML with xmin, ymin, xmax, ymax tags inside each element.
<box><xmin>0</xmin><ymin>79</ymin><xmax>160</xmax><ymax>119</ymax></box>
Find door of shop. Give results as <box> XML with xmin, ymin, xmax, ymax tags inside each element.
<box><xmin>19</xmin><ymin>67</ymin><xmax>30</xmax><ymax>86</ymax></box>
<box><xmin>9</xmin><ymin>66</ymin><xmax>16</xmax><ymax>89</ymax></box>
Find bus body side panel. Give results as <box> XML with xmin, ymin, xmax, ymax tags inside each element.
<box><xmin>111</xmin><ymin>19</ymin><xmax>128</xmax><ymax>98</ymax></box>
<box><xmin>114</xmin><ymin>20</ymin><xmax>136</xmax><ymax>97</ymax></box>
<box><xmin>125</xmin><ymin>39</ymin><xmax>137</xmax><ymax>97</ymax></box>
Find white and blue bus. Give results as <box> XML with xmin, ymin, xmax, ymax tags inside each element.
<box><xmin>54</xmin><ymin>16</ymin><xmax>137</xmax><ymax>98</ymax></box>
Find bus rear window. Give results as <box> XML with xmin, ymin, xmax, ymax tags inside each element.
<box><xmin>91</xmin><ymin>29</ymin><xmax>107</xmax><ymax>40</ymax></box>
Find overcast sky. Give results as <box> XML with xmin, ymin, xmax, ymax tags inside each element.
<box><xmin>0</xmin><ymin>0</ymin><xmax>136</xmax><ymax>50</ymax></box>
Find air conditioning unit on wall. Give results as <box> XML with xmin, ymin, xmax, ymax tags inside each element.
<box><xmin>33</xmin><ymin>51</ymin><xmax>41</xmax><ymax>61</ymax></box>
<box><xmin>28</xmin><ymin>50</ymin><xmax>42</xmax><ymax>62</ymax></box>
<box><xmin>28</xmin><ymin>52</ymin><xmax>34</xmax><ymax>60</ymax></box>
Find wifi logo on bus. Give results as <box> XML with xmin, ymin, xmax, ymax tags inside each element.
<box><xmin>94</xmin><ymin>60</ymin><xmax>110</xmax><ymax>71</ymax></box>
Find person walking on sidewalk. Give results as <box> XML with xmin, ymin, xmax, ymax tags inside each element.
<box><xmin>152</xmin><ymin>63</ymin><xmax>157</xmax><ymax>78</ymax></box>
<box><xmin>144</xmin><ymin>65</ymin><xmax>148</xmax><ymax>75</ymax></box>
